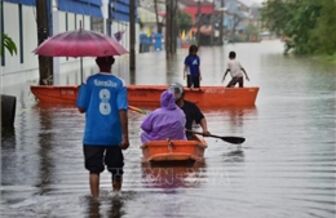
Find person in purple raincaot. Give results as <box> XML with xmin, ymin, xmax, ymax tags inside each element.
<box><xmin>140</xmin><ymin>90</ymin><xmax>186</xmax><ymax>144</ymax></box>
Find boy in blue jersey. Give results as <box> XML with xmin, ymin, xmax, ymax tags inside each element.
<box><xmin>77</xmin><ymin>56</ymin><xmax>129</xmax><ymax>198</ymax></box>
<box><xmin>183</xmin><ymin>45</ymin><xmax>201</xmax><ymax>88</ymax></box>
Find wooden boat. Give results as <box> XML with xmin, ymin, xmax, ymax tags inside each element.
<box><xmin>141</xmin><ymin>136</ymin><xmax>207</xmax><ymax>165</ymax></box>
<box><xmin>30</xmin><ymin>84</ymin><xmax>259</xmax><ymax>108</ymax></box>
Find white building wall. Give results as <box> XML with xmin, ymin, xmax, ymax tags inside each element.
<box><xmin>22</xmin><ymin>5</ymin><xmax>39</xmax><ymax>73</ymax></box>
<box><xmin>1</xmin><ymin>0</ymin><xmax>138</xmax><ymax>93</ymax></box>
<box><xmin>1</xmin><ymin>2</ymin><xmax>39</xmax><ymax>90</ymax></box>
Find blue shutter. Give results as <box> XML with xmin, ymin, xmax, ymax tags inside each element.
<box><xmin>4</xmin><ymin>0</ymin><xmax>36</xmax><ymax>6</ymax></box>
<box><xmin>110</xmin><ymin>0</ymin><xmax>132</xmax><ymax>22</ymax></box>
<box><xmin>57</xmin><ymin>0</ymin><xmax>103</xmax><ymax>17</ymax></box>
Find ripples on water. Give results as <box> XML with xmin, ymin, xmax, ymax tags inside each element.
<box><xmin>1</xmin><ymin>41</ymin><xmax>336</xmax><ymax>217</ymax></box>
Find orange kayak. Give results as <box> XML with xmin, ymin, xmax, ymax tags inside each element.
<box><xmin>141</xmin><ymin>136</ymin><xmax>207</xmax><ymax>165</ymax></box>
<box><xmin>30</xmin><ymin>84</ymin><xmax>259</xmax><ymax>108</ymax></box>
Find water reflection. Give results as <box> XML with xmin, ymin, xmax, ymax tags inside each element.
<box><xmin>222</xmin><ymin>150</ymin><xmax>244</xmax><ymax>163</ymax></box>
<box><xmin>166</xmin><ymin>54</ymin><xmax>179</xmax><ymax>85</ymax></box>
<box><xmin>222</xmin><ymin>107</ymin><xmax>257</xmax><ymax>126</ymax></box>
<box><xmin>36</xmin><ymin>108</ymin><xmax>54</xmax><ymax>194</ymax></box>
<box><xmin>142</xmin><ymin>164</ymin><xmax>205</xmax><ymax>189</ymax></box>
<box><xmin>19</xmin><ymin>88</ymin><xmax>26</xmax><ymax>109</ymax></box>
<box><xmin>205</xmin><ymin>107</ymin><xmax>257</xmax><ymax>139</ymax></box>
<box><xmin>1</xmin><ymin>128</ymin><xmax>16</xmax><ymax>147</ymax></box>
<box><xmin>85</xmin><ymin>195</ymin><xmax>125</xmax><ymax>218</ymax></box>
<box><xmin>108</xmin><ymin>196</ymin><xmax>125</xmax><ymax>218</ymax></box>
<box><xmin>87</xmin><ymin>198</ymin><xmax>102</xmax><ymax>218</ymax></box>
<box><xmin>1</xmin><ymin>128</ymin><xmax>17</xmax><ymax>185</ymax></box>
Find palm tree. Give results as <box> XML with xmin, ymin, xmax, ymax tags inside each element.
<box><xmin>1</xmin><ymin>33</ymin><xmax>17</xmax><ymax>56</ymax></box>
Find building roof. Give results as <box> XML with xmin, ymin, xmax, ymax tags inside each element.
<box><xmin>179</xmin><ymin>0</ymin><xmax>215</xmax><ymax>6</ymax></box>
<box><xmin>182</xmin><ymin>3</ymin><xmax>215</xmax><ymax>21</ymax></box>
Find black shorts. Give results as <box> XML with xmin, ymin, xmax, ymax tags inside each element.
<box><xmin>83</xmin><ymin>145</ymin><xmax>124</xmax><ymax>178</ymax></box>
<box><xmin>227</xmin><ymin>76</ymin><xmax>243</xmax><ymax>88</ymax></box>
<box><xmin>187</xmin><ymin>75</ymin><xmax>200</xmax><ymax>88</ymax></box>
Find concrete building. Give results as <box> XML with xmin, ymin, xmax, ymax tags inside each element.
<box><xmin>1</xmin><ymin>0</ymin><xmax>135</xmax><ymax>89</ymax></box>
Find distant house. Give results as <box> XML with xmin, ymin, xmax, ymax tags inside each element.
<box><xmin>178</xmin><ymin>0</ymin><xmax>216</xmax><ymax>45</ymax></box>
<box><xmin>213</xmin><ymin>0</ymin><xmax>260</xmax><ymax>42</ymax></box>
<box><xmin>137</xmin><ymin>0</ymin><xmax>165</xmax><ymax>52</ymax></box>
<box><xmin>180</xmin><ymin>0</ymin><xmax>215</xmax><ymax>24</ymax></box>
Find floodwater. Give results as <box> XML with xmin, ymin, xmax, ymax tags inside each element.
<box><xmin>1</xmin><ymin>40</ymin><xmax>336</xmax><ymax>218</ymax></box>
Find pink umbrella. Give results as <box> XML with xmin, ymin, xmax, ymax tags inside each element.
<box><xmin>34</xmin><ymin>29</ymin><xmax>128</xmax><ymax>82</ymax></box>
<box><xmin>34</xmin><ymin>29</ymin><xmax>128</xmax><ymax>57</ymax></box>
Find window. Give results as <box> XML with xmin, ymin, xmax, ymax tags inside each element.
<box><xmin>90</xmin><ymin>16</ymin><xmax>104</xmax><ymax>33</ymax></box>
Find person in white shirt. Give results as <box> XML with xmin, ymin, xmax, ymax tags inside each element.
<box><xmin>222</xmin><ymin>51</ymin><xmax>250</xmax><ymax>87</ymax></box>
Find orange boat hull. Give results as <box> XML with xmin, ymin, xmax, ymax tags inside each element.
<box><xmin>128</xmin><ymin>85</ymin><xmax>259</xmax><ymax>108</ymax></box>
<box><xmin>31</xmin><ymin>85</ymin><xmax>78</xmax><ymax>105</ymax></box>
<box><xmin>141</xmin><ymin>137</ymin><xmax>207</xmax><ymax>165</ymax></box>
<box><xmin>30</xmin><ymin>85</ymin><xmax>259</xmax><ymax>108</ymax></box>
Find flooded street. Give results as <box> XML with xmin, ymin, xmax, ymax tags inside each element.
<box><xmin>1</xmin><ymin>40</ymin><xmax>336</xmax><ymax>217</ymax></box>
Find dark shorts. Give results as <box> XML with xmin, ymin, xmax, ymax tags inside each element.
<box><xmin>187</xmin><ymin>75</ymin><xmax>200</xmax><ymax>88</ymax></box>
<box><xmin>83</xmin><ymin>145</ymin><xmax>124</xmax><ymax>179</ymax></box>
<box><xmin>227</xmin><ymin>76</ymin><xmax>244</xmax><ymax>88</ymax></box>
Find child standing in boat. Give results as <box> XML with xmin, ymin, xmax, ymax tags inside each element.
<box><xmin>183</xmin><ymin>45</ymin><xmax>201</xmax><ymax>88</ymax></box>
<box><xmin>222</xmin><ymin>51</ymin><xmax>250</xmax><ymax>88</ymax></box>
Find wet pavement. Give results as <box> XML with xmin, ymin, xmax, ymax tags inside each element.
<box><xmin>1</xmin><ymin>40</ymin><xmax>336</xmax><ymax>217</ymax></box>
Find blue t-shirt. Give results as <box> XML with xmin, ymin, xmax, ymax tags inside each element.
<box><xmin>76</xmin><ymin>72</ymin><xmax>128</xmax><ymax>146</ymax></box>
<box><xmin>184</xmin><ymin>54</ymin><xmax>200</xmax><ymax>76</ymax></box>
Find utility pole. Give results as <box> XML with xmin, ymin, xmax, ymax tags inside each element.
<box><xmin>165</xmin><ymin>0</ymin><xmax>177</xmax><ymax>56</ymax></box>
<box><xmin>36</xmin><ymin>0</ymin><xmax>53</xmax><ymax>85</ymax></box>
<box><xmin>129</xmin><ymin>0</ymin><xmax>136</xmax><ymax>81</ymax></box>
<box><xmin>210</xmin><ymin>1</ymin><xmax>215</xmax><ymax>45</ymax></box>
<box><xmin>219</xmin><ymin>0</ymin><xmax>224</xmax><ymax>45</ymax></box>
<box><xmin>154</xmin><ymin>0</ymin><xmax>162</xmax><ymax>33</ymax></box>
<box><xmin>196</xmin><ymin>0</ymin><xmax>201</xmax><ymax>45</ymax></box>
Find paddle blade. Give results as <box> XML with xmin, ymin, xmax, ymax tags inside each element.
<box><xmin>220</xmin><ymin>136</ymin><xmax>245</xmax><ymax>144</ymax></box>
<box><xmin>186</xmin><ymin>130</ymin><xmax>246</xmax><ymax>144</ymax></box>
<box><xmin>128</xmin><ymin>105</ymin><xmax>147</xmax><ymax>114</ymax></box>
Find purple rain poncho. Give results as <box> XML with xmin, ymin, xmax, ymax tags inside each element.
<box><xmin>140</xmin><ymin>90</ymin><xmax>186</xmax><ymax>144</ymax></box>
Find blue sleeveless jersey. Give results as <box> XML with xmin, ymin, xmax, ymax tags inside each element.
<box><xmin>76</xmin><ymin>72</ymin><xmax>128</xmax><ymax>146</ymax></box>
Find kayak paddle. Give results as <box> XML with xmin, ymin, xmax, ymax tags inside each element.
<box><xmin>187</xmin><ymin>130</ymin><xmax>245</xmax><ymax>144</ymax></box>
<box><xmin>128</xmin><ymin>105</ymin><xmax>147</xmax><ymax>114</ymax></box>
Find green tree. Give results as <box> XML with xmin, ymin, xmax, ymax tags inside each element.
<box><xmin>289</xmin><ymin>0</ymin><xmax>322</xmax><ymax>54</ymax></box>
<box><xmin>261</xmin><ymin>0</ymin><xmax>333</xmax><ymax>55</ymax></box>
<box><xmin>245</xmin><ymin>23</ymin><xmax>260</xmax><ymax>42</ymax></box>
<box><xmin>1</xmin><ymin>33</ymin><xmax>17</xmax><ymax>56</ymax></box>
<box><xmin>261</xmin><ymin>0</ymin><xmax>295</xmax><ymax>36</ymax></box>
<box><xmin>177</xmin><ymin>11</ymin><xmax>192</xmax><ymax>33</ymax></box>
<box><xmin>1</xmin><ymin>0</ymin><xmax>17</xmax><ymax>57</ymax></box>
<box><xmin>309</xmin><ymin>0</ymin><xmax>336</xmax><ymax>55</ymax></box>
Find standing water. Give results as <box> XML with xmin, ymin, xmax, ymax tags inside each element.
<box><xmin>1</xmin><ymin>40</ymin><xmax>335</xmax><ymax>218</ymax></box>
